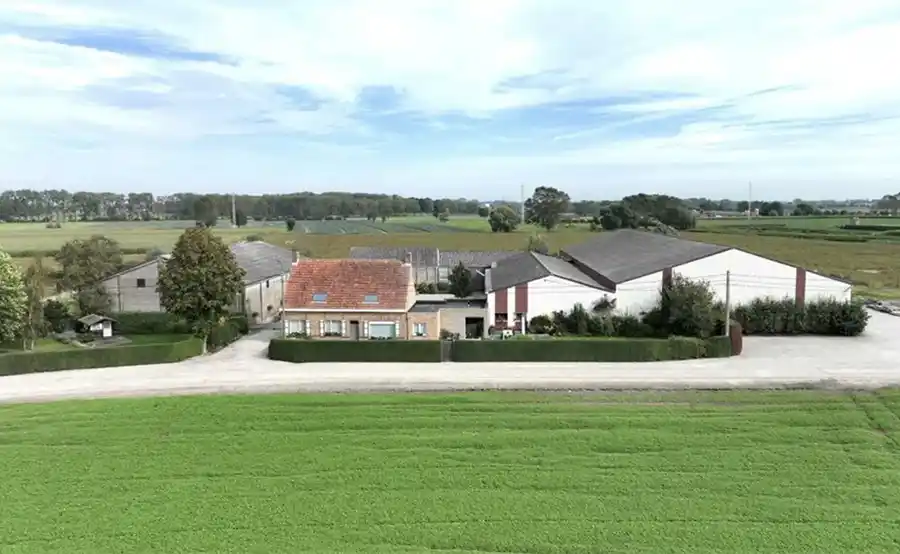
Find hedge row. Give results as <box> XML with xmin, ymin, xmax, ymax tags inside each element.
<box><xmin>732</xmin><ymin>298</ymin><xmax>869</xmax><ymax>336</ymax></box>
<box><xmin>267</xmin><ymin>336</ymin><xmax>735</xmax><ymax>363</ymax></box>
<box><xmin>0</xmin><ymin>336</ymin><xmax>203</xmax><ymax>376</ymax></box>
<box><xmin>269</xmin><ymin>339</ymin><xmax>443</xmax><ymax>362</ymax></box>
<box><xmin>113</xmin><ymin>312</ymin><xmax>250</xmax><ymax>350</ymax></box>
<box><xmin>8</xmin><ymin>246</ymin><xmax>150</xmax><ymax>258</ymax></box>
<box><xmin>840</xmin><ymin>224</ymin><xmax>900</xmax><ymax>232</ymax></box>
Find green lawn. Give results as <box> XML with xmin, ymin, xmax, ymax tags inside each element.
<box><xmin>2</xmin><ymin>391</ymin><xmax>900</xmax><ymax>553</ymax></box>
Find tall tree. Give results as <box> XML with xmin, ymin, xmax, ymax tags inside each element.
<box><xmin>524</xmin><ymin>186</ymin><xmax>570</xmax><ymax>231</ymax></box>
<box><xmin>525</xmin><ymin>234</ymin><xmax>549</xmax><ymax>255</ymax></box>
<box><xmin>234</xmin><ymin>209</ymin><xmax>248</xmax><ymax>227</ymax></box>
<box><xmin>157</xmin><ymin>227</ymin><xmax>246</xmax><ymax>347</ymax></box>
<box><xmin>0</xmin><ymin>249</ymin><xmax>27</xmax><ymax>344</ymax></box>
<box><xmin>447</xmin><ymin>261</ymin><xmax>472</xmax><ymax>298</ymax></box>
<box><xmin>193</xmin><ymin>195</ymin><xmax>218</xmax><ymax>227</ymax></box>
<box><xmin>488</xmin><ymin>205</ymin><xmax>519</xmax><ymax>233</ymax></box>
<box><xmin>21</xmin><ymin>256</ymin><xmax>48</xmax><ymax>349</ymax></box>
<box><xmin>54</xmin><ymin>236</ymin><xmax>123</xmax><ymax>292</ymax></box>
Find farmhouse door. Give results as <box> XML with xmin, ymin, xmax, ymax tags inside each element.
<box><xmin>349</xmin><ymin>321</ymin><xmax>360</xmax><ymax>340</ymax></box>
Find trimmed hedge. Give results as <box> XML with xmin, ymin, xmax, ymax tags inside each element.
<box><xmin>450</xmin><ymin>337</ymin><xmax>729</xmax><ymax>362</ymax></box>
<box><xmin>114</xmin><ymin>313</ymin><xmax>250</xmax><ymax>351</ymax></box>
<box><xmin>840</xmin><ymin>224</ymin><xmax>900</xmax><ymax>232</ymax></box>
<box><xmin>114</xmin><ymin>312</ymin><xmax>191</xmax><ymax>335</ymax></box>
<box><xmin>207</xmin><ymin>315</ymin><xmax>250</xmax><ymax>352</ymax></box>
<box><xmin>0</xmin><ymin>336</ymin><xmax>203</xmax><ymax>376</ymax></box>
<box><xmin>731</xmin><ymin>298</ymin><xmax>869</xmax><ymax>336</ymax></box>
<box><xmin>268</xmin><ymin>336</ymin><xmax>734</xmax><ymax>363</ymax></box>
<box><xmin>269</xmin><ymin>339</ymin><xmax>442</xmax><ymax>362</ymax></box>
<box><xmin>8</xmin><ymin>247</ymin><xmax>150</xmax><ymax>259</ymax></box>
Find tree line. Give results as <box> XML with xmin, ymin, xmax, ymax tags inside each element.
<box><xmin>0</xmin><ymin>190</ymin><xmax>486</xmax><ymax>223</ymax></box>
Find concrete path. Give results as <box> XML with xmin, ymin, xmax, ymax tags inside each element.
<box><xmin>1</xmin><ymin>312</ymin><xmax>899</xmax><ymax>405</ymax></box>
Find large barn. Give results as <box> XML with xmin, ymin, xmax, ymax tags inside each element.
<box><xmin>485</xmin><ymin>230</ymin><xmax>852</xmax><ymax>331</ymax></box>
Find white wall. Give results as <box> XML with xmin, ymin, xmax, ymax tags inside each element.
<box><xmin>244</xmin><ymin>274</ymin><xmax>288</xmax><ymax>323</ymax></box>
<box><xmin>615</xmin><ymin>249</ymin><xmax>851</xmax><ymax>316</ymax></box>
<box><xmin>488</xmin><ymin>275</ymin><xmax>611</xmax><ymax>327</ymax></box>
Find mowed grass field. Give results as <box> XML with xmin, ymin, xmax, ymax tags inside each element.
<box><xmin>2</xmin><ymin>391</ymin><xmax>900</xmax><ymax>553</ymax></box>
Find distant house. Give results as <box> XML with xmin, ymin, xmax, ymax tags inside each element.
<box><xmin>102</xmin><ymin>241</ymin><xmax>301</xmax><ymax>323</ymax></box>
<box><xmin>281</xmin><ymin>259</ymin><xmax>489</xmax><ymax>339</ymax></box>
<box><xmin>348</xmin><ymin>246</ymin><xmax>517</xmax><ymax>286</ymax></box>
<box><xmin>485</xmin><ymin>229</ymin><xmax>853</xmax><ymax>331</ymax></box>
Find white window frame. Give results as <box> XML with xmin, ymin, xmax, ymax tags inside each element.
<box><xmin>368</xmin><ymin>321</ymin><xmax>398</xmax><ymax>339</ymax></box>
<box><xmin>323</xmin><ymin>319</ymin><xmax>343</xmax><ymax>335</ymax></box>
<box><xmin>285</xmin><ymin>319</ymin><xmax>308</xmax><ymax>335</ymax></box>
<box><xmin>413</xmin><ymin>322</ymin><xmax>427</xmax><ymax>337</ymax></box>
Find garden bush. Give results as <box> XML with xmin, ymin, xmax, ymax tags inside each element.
<box><xmin>114</xmin><ymin>312</ymin><xmax>192</xmax><ymax>335</ymax></box>
<box><xmin>840</xmin><ymin>224</ymin><xmax>900</xmax><ymax>232</ymax></box>
<box><xmin>732</xmin><ymin>298</ymin><xmax>869</xmax><ymax>336</ymax></box>
<box><xmin>207</xmin><ymin>315</ymin><xmax>250</xmax><ymax>351</ymax></box>
<box><xmin>268</xmin><ymin>339</ymin><xmax>442</xmax><ymax>363</ymax></box>
<box><xmin>451</xmin><ymin>336</ymin><xmax>731</xmax><ymax>362</ymax></box>
<box><xmin>0</xmin><ymin>336</ymin><xmax>203</xmax><ymax>376</ymax></box>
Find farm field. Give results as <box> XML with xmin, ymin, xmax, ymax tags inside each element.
<box><xmin>2</xmin><ymin>391</ymin><xmax>900</xmax><ymax>552</ymax></box>
<box><xmin>3</xmin><ymin>215</ymin><xmax>900</xmax><ymax>298</ymax></box>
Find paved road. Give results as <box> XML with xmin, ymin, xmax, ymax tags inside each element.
<box><xmin>1</xmin><ymin>312</ymin><xmax>899</xmax><ymax>404</ymax></box>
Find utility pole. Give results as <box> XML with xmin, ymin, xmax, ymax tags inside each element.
<box><xmin>747</xmin><ymin>181</ymin><xmax>752</xmax><ymax>222</ymax></box>
<box><xmin>520</xmin><ymin>184</ymin><xmax>526</xmax><ymax>224</ymax></box>
<box><xmin>724</xmin><ymin>270</ymin><xmax>732</xmax><ymax>337</ymax></box>
<box><xmin>231</xmin><ymin>194</ymin><xmax>237</xmax><ymax>228</ymax></box>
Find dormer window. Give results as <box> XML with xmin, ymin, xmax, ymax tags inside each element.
<box><xmin>312</xmin><ymin>293</ymin><xmax>328</xmax><ymax>303</ymax></box>
<box><xmin>363</xmin><ymin>294</ymin><xmax>378</xmax><ymax>304</ymax></box>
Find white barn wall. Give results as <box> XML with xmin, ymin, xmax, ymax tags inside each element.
<box><xmin>805</xmin><ymin>271</ymin><xmax>852</xmax><ymax>302</ymax></box>
<box><xmin>615</xmin><ymin>271</ymin><xmax>664</xmax><ymax>316</ymax></box>
<box><xmin>615</xmin><ymin>249</ymin><xmax>851</xmax><ymax>317</ymax></box>
<box><xmin>243</xmin><ymin>274</ymin><xmax>289</xmax><ymax>323</ymax></box>
<box><xmin>527</xmin><ymin>276</ymin><xmax>610</xmax><ymax>318</ymax></box>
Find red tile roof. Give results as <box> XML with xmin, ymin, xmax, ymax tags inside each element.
<box><xmin>284</xmin><ymin>259</ymin><xmax>411</xmax><ymax>310</ymax></box>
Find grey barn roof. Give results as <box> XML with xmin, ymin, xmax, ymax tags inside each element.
<box><xmin>488</xmin><ymin>252</ymin><xmax>611</xmax><ymax>292</ymax></box>
<box><xmin>349</xmin><ymin>247</ymin><xmax>517</xmax><ymax>268</ymax></box>
<box><xmin>349</xmin><ymin>246</ymin><xmax>439</xmax><ymax>266</ymax></box>
<box><xmin>439</xmin><ymin>250</ymin><xmax>519</xmax><ymax>268</ymax></box>
<box><xmin>230</xmin><ymin>241</ymin><xmax>297</xmax><ymax>284</ymax></box>
<box><xmin>560</xmin><ymin>230</ymin><xmax>730</xmax><ymax>284</ymax></box>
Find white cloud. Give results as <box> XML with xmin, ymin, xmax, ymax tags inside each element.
<box><xmin>0</xmin><ymin>0</ymin><xmax>899</xmax><ymax>196</ymax></box>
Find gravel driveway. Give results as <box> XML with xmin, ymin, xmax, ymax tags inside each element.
<box><xmin>2</xmin><ymin>312</ymin><xmax>899</xmax><ymax>404</ymax></box>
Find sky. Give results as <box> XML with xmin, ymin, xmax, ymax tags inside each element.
<box><xmin>1</xmin><ymin>1</ymin><xmax>899</xmax><ymax>200</ymax></box>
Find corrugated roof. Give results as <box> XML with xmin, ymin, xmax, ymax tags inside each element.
<box><xmin>439</xmin><ymin>250</ymin><xmax>519</xmax><ymax>268</ymax></box>
<box><xmin>349</xmin><ymin>247</ymin><xmax>439</xmax><ymax>266</ymax></box>
<box><xmin>230</xmin><ymin>241</ymin><xmax>297</xmax><ymax>284</ymax></box>
<box><xmin>561</xmin><ymin>230</ymin><xmax>730</xmax><ymax>284</ymax></box>
<box><xmin>488</xmin><ymin>252</ymin><xmax>611</xmax><ymax>292</ymax></box>
<box><xmin>284</xmin><ymin>259</ymin><xmax>411</xmax><ymax>310</ymax></box>
<box><xmin>349</xmin><ymin>247</ymin><xmax>518</xmax><ymax>268</ymax></box>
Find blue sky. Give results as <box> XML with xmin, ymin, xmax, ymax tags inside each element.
<box><xmin>1</xmin><ymin>1</ymin><xmax>899</xmax><ymax>200</ymax></box>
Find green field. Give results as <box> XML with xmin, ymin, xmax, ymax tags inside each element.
<box><xmin>2</xmin><ymin>391</ymin><xmax>900</xmax><ymax>552</ymax></box>
<box><xmin>3</xmin><ymin>215</ymin><xmax>900</xmax><ymax>298</ymax></box>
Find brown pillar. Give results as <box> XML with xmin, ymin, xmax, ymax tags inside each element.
<box><xmin>795</xmin><ymin>268</ymin><xmax>806</xmax><ymax>307</ymax></box>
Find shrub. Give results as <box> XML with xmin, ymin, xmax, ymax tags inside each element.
<box><xmin>269</xmin><ymin>339</ymin><xmax>441</xmax><ymax>362</ymax></box>
<box><xmin>731</xmin><ymin>298</ymin><xmax>869</xmax><ymax>336</ymax></box>
<box><xmin>0</xmin><ymin>336</ymin><xmax>203</xmax><ymax>376</ymax></box>
<box><xmin>43</xmin><ymin>299</ymin><xmax>70</xmax><ymax>333</ymax></box>
<box><xmin>642</xmin><ymin>275</ymin><xmax>720</xmax><ymax>338</ymax></box>
<box><xmin>840</xmin><ymin>224</ymin><xmax>900</xmax><ymax>231</ymax></box>
<box><xmin>450</xmin><ymin>337</ymin><xmax>731</xmax><ymax>362</ymax></box>
<box><xmin>206</xmin><ymin>316</ymin><xmax>249</xmax><ymax>351</ymax></box>
<box><xmin>114</xmin><ymin>312</ymin><xmax>191</xmax><ymax>335</ymax></box>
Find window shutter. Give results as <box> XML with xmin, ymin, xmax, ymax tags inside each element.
<box><xmin>319</xmin><ymin>320</ymin><xmax>324</xmax><ymax>336</ymax></box>
<box><xmin>363</xmin><ymin>322</ymin><xmax>369</xmax><ymax>337</ymax></box>
<box><xmin>341</xmin><ymin>320</ymin><xmax>347</xmax><ymax>336</ymax></box>
<box><xmin>393</xmin><ymin>322</ymin><xmax>399</xmax><ymax>338</ymax></box>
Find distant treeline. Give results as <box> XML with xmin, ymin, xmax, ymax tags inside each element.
<box><xmin>1</xmin><ymin>189</ymin><xmax>896</xmax><ymax>223</ymax></box>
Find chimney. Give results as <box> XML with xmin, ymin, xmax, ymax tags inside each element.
<box><xmin>490</xmin><ymin>261</ymin><xmax>498</xmax><ymax>269</ymax></box>
<box><xmin>292</xmin><ymin>249</ymin><xmax>300</xmax><ymax>263</ymax></box>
